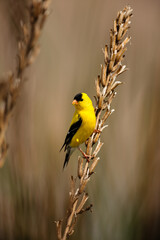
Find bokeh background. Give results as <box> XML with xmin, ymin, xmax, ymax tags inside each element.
<box><xmin>0</xmin><ymin>0</ymin><xmax>160</xmax><ymax>239</ymax></box>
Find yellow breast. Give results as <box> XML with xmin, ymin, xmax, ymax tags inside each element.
<box><xmin>70</xmin><ymin>109</ymin><xmax>96</xmax><ymax>148</ymax></box>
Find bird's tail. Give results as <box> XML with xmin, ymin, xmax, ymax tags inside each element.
<box><xmin>63</xmin><ymin>147</ymin><xmax>73</xmax><ymax>169</ymax></box>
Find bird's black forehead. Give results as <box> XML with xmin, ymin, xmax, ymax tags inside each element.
<box><xmin>73</xmin><ymin>93</ymin><xmax>83</xmax><ymax>102</ymax></box>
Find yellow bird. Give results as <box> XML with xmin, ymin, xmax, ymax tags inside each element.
<box><xmin>60</xmin><ymin>93</ymin><xmax>96</xmax><ymax>168</ymax></box>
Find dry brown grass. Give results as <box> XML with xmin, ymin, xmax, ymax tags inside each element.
<box><xmin>0</xmin><ymin>0</ymin><xmax>50</xmax><ymax>167</ymax></box>
<box><xmin>55</xmin><ymin>6</ymin><xmax>133</xmax><ymax>240</ymax></box>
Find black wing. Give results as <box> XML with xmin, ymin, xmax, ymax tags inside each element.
<box><xmin>60</xmin><ymin>116</ymin><xmax>82</xmax><ymax>152</ymax></box>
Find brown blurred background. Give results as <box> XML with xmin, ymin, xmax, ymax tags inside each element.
<box><xmin>0</xmin><ymin>0</ymin><xmax>160</xmax><ymax>239</ymax></box>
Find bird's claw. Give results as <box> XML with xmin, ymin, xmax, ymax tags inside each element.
<box><xmin>78</xmin><ymin>147</ymin><xmax>92</xmax><ymax>162</ymax></box>
<box><xmin>94</xmin><ymin>129</ymin><xmax>101</xmax><ymax>134</ymax></box>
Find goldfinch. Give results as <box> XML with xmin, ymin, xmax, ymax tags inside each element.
<box><xmin>60</xmin><ymin>93</ymin><xmax>96</xmax><ymax>169</ymax></box>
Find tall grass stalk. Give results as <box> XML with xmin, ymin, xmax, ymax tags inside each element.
<box><xmin>55</xmin><ymin>6</ymin><xmax>133</xmax><ymax>240</ymax></box>
<box><xmin>0</xmin><ymin>0</ymin><xmax>50</xmax><ymax>167</ymax></box>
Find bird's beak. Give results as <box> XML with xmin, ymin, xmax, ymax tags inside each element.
<box><xmin>72</xmin><ymin>100</ymin><xmax>78</xmax><ymax>105</ymax></box>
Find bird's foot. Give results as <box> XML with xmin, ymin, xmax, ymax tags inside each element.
<box><xmin>78</xmin><ymin>147</ymin><xmax>92</xmax><ymax>162</ymax></box>
<box><xmin>94</xmin><ymin>129</ymin><xmax>101</xmax><ymax>134</ymax></box>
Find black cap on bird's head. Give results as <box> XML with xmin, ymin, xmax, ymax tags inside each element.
<box><xmin>72</xmin><ymin>93</ymin><xmax>93</xmax><ymax>110</ymax></box>
<box><xmin>74</xmin><ymin>93</ymin><xmax>83</xmax><ymax>101</ymax></box>
<box><xmin>72</xmin><ymin>92</ymin><xmax>93</xmax><ymax>109</ymax></box>
<box><xmin>72</xmin><ymin>93</ymin><xmax>83</xmax><ymax>105</ymax></box>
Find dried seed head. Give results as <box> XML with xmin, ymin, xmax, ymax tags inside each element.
<box><xmin>89</xmin><ymin>157</ymin><xmax>100</xmax><ymax>174</ymax></box>
<box><xmin>96</xmin><ymin>76</ymin><xmax>101</xmax><ymax>97</ymax></box>
<box><xmin>104</xmin><ymin>45</ymin><xmax>109</xmax><ymax>63</ymax></box>
<box><xmin>111</xmin><ymin>81</ymin><xmax>123</xmax><ymax>91</ymax></box>
<box><xmin>93</xmin><ymin>139</ymin><xmax>104</xmax><ymax>157</ymax></box>
<box><xmin>102</xmin><ymin>64</ymin><xmax>107</xmax><ymax>86</ymax></box>
<box><xmin>76</xmin><ymin>193</ymin><xmax>89</xmax><ymax>214</ymax></box>
<box><xmin>78</xmin><ymin>156</ymin><xmax>84</xmax><ymax>179</ymax></box>
<box><xmin>79</xmin><ymin>178</ymin><xmax>90</xmax><ymax>194</ymax></box>
<box><xmin>98</xmin><ymin>93</ymin><xmax>103</xmax><ymax>109</ymax></box>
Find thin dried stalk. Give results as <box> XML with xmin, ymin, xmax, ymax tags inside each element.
<box><xmin>56</xmin><ymin>6</ymin><xmax>133</xmax><ymax>240</ymax></box>
<box><xmin>0</xmin><ymin>0</ymin><xmax>50</xmax><ymax>167</ymax></box>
